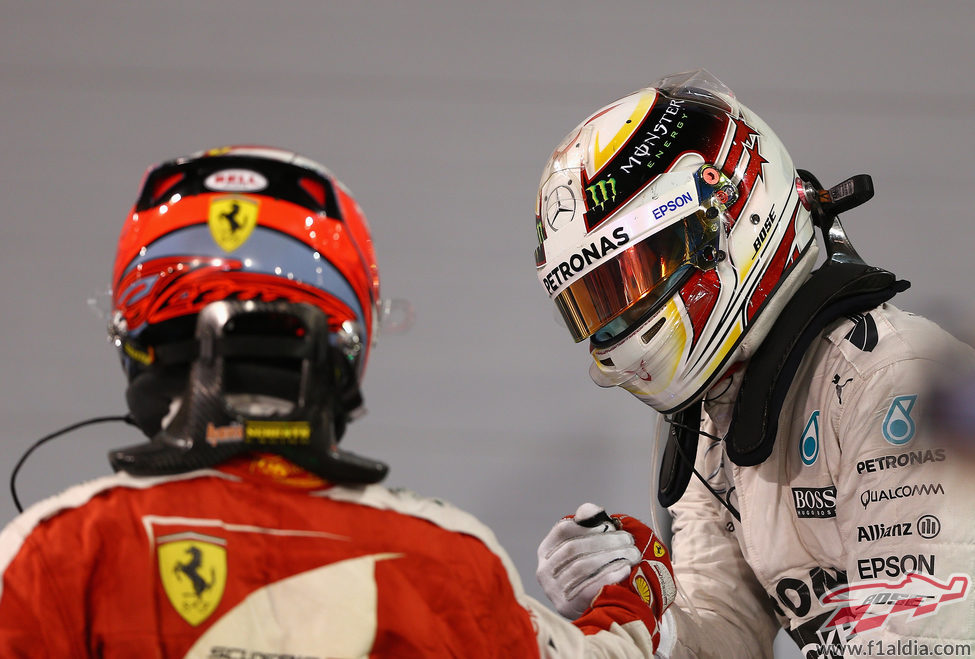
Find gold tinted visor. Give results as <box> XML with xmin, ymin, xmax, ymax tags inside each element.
<box><xmin>555</xmin><ymin>211</ymin><xmax>719</xmax><ymax>342</ymax></box>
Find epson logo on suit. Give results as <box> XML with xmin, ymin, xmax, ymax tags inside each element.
<box><xmin>792</xmin><ymin>486</ymin><xmax>836</xmax><ymax>519</ymax></box>
<box><xmin>857</xmin><ymin>554</ymin><xmax>936</xmax><ymax>580</ymax></box>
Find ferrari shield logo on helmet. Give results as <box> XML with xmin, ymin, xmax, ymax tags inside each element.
<box><xmin>208</xmin><ymin>196</ymin><xmax>259</xmax><ymax>252</ymax></box>
<box><xmin>157</xmin><ymin>532</ymin><xmax>228</xmax><ymax>626</ymax></box>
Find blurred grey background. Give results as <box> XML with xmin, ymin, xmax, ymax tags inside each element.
<box><xmin>2</xmin><ymin>2</ymin><xmax>973</xmax><ymax>656</ymax></box>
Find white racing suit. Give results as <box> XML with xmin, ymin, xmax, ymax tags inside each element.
<box><xmin>658</xmin><ymin>304</ymin><xmax>975</xmax><ymax>658</ymax></box>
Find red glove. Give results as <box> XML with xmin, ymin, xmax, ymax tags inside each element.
<box><xmin>573</xmin><ymin>510</ymin><xmax>676</xmax><ymax>650</ymax></box>
<box><xmin>612</xmin><ymin>513</ymin><xmax>676</xmax><ymax>619</ymax></box>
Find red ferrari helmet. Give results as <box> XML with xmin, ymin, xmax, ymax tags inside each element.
<box><xmin>110</xmin><ymin>146</ymin><xmax>381</xmax><ymax>442</ymax></box>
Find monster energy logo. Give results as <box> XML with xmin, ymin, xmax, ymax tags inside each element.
<box><xmin>586</xmin><ymin>178</ymin><xmax>617</xmax><ymax>209</ymax></box>
<box><xmin>534</xmin><ymin>214</ymin><xmax>547</xmax><ymax>265</ymax></box>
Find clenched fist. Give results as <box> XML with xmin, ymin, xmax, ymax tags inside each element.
<box><xmin>537</xmin><ymin>503</ymin><xmax>676</xmax><ymax>623</ymax></box>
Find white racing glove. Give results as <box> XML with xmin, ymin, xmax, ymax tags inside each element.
<box><xmin>536</xmin><ymin>502</ymin><xmax>642</xmax><ymax>619</ymax></box>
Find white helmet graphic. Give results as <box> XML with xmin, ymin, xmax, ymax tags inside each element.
<box><xmin>534</xmin><ymin>70</ymin><xmax>819</xmax><ymax>414</ymax></box>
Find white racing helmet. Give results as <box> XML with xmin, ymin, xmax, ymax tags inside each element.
<box><xmin>534</xmin><ymin>70</ymin><xmax>819</xmax><ymax>414</ymax></box>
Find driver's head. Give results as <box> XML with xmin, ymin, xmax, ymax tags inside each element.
<box><xmin>108</xmin><ymin>146</ymin><xmax>384</xmax><ymax>479</ymax></box>
<box><xmin>533</xmin><ymin>70</ymin><xmax>818</xmax><ymax>413</ymax></box>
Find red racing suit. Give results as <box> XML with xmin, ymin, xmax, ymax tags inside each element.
<box><xmin>657</xmin><ymin>304</ymin><xmax>975</xmax><ymax>658</ymax></box>
<box><xmin>0</xmin><ymin>454</ymin><xmax>658</xmax><ymax>658</ymax></box>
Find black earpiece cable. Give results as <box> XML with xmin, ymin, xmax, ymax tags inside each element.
<box><xmin>664</xmin><ymin>415</ymin><xmax>742</xmax><ymax>522</ymax></box>
<box><xmin>10</xmin><ymin>415</ymin><xmax>135</xmax><ymax>513</ymax></box>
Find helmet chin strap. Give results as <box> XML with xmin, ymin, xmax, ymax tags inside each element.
<box><xmin>110</xmin><ymin>300</ymin><xmax>388</xmax><ymax>484</ymax></box>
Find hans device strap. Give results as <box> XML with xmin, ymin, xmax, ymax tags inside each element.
<box><xmin>657</xmin><ymin>171</ymin><xmax>909</xmax><ymax>506</ymax></box>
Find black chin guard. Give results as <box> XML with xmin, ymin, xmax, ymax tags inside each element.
<box><xmin>110</xmin><ymin>301</ymin><xmax>388</xmax><ymax>484</ymax></box>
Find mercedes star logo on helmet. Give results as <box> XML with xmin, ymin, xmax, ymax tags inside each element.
<box><xmin>545</xmin><ymin>185</ymin><xmax>577</xmax><ymax>231</ymax></box>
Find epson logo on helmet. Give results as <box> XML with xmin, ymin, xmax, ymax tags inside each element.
<box><xmin>651</xmin><ymin>191</ymin><xmax>694</xmax><ymax>220</ymax></box>
<box><xmin>204</xmin><ymin>169</ymin><xmax>268</xmax><ymax>192</ymax></box>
